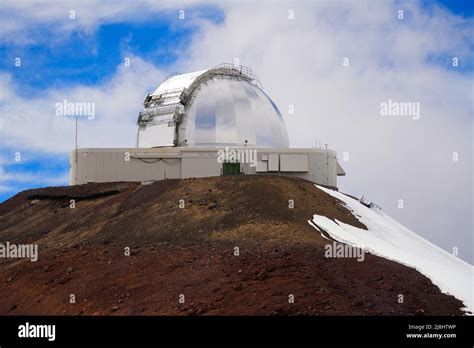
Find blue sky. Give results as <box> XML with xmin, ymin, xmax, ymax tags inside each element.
<box><xmin>431</xmin><ymin>0</ymin><xmax>474</xmax><ymax>16</ymax></box>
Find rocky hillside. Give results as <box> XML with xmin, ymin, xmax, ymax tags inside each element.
<box><xmin>0</xmin><ymin>175</ymin><xmax>464</xmax><ymax>315</ymax></box>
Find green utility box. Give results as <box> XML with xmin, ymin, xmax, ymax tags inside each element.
<box><xmin>223</xmin><ymin>162</ymin><xmax>241</xmax><ymax>175</ymax></box>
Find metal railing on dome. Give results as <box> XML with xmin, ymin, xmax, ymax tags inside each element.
<box><xmin>212</xmin><ymin>63</ymin><xmax>263</xmax><ymax>89</ymax></box>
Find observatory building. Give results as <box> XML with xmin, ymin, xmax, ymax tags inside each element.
<box><xmin>70</xmin><ymin>64</ymin><xmax>345</xmax><ymax>187</ymax></box>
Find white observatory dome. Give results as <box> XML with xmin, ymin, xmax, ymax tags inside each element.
<box><xmin>137</xmin><ymin>64</ymin><xmax>289</xmax><ymax>148</ymax></box>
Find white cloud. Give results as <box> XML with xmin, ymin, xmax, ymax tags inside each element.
<box><xmin>0</xmin><ymin>56</ymin><xmax>165</xmax><ymax>153</ymax></box>
<box><xmin>0</xmin><ymin>185</ymin><xmax>14</xmax><ymax>193</ymax></box>
<box><xmin>0</xmin><ymin>167</ymin><xmax>68</xmax><ymax>185</ymax></box>
<box><xmin>0</xmin><ymin>0</ymin><xmax>211</xmax><ymax>45</ymax></box>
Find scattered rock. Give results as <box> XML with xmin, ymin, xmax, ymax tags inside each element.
<box><xmin>233</xmin><ymin>283</ymin><xmax>244</xmax><ymax>291</ymax></box>
<box><xmin>59</xmin><ymin>276</ymin><xmax>72</xmax><ymax>285</ymax></box>
<box><xmin>255</xmin><ymin>270</ymin><xmax>268</xmax><ymax>281</ymax></box>
<box><xmin>194</xmin><ymin>307</ymin><xmax>206</xmax><ymax>315</ymax></box>
<box><xmin>208</xmin><ymin>203</ymin><xmax>218</xmax><ymax>210</ymax></box>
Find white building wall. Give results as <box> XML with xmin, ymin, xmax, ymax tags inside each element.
<box><xmin>182</xmin><ymin>155</ymin><xmax>222</xmax><ymax>178</ymax></box>
<box><xmin>70</xmin><ymin>147</ymin><xmax>342</xmax><ymax>188</ymax></box>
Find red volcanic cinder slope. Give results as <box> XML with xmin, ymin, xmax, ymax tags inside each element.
<box><xmin>0</xmin><ymin>176</ymin><xmax>465</xmax><ymax>315</ymax></box>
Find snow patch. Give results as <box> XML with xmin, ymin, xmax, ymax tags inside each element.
<box><xmin>310</xmin><ymin>185</ymin><xmax>473</xmax><ymax>313</ymax></box>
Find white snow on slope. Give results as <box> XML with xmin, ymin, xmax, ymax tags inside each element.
<box><xmin>310</xmin><ymin>185</ymin><xmax>474</xmax><ymax>313</ymax></box>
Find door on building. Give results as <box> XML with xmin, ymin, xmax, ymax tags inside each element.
<box><xmin>223</xmin><ymin>162</ymin><xmax>240</xmax><ymax>175</ymax></box>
